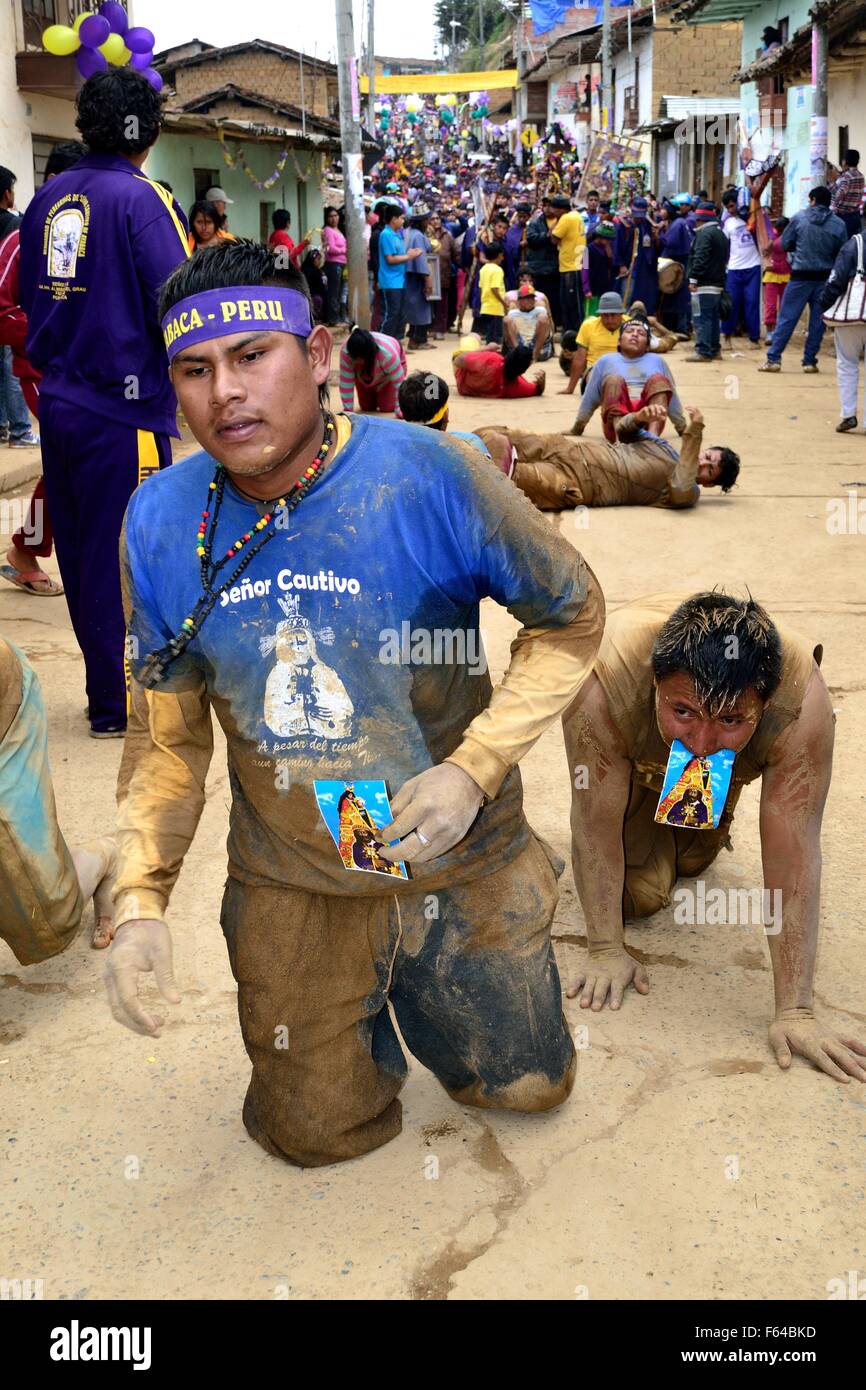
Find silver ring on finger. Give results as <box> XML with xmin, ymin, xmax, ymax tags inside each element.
<box><xmin>416</xmin><ymin>829</ymin><xmax>430</xmax><ymax>847</ymax></box>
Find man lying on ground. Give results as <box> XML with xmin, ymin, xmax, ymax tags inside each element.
<box><xmin>476</xmin><ymin>402</ymin><xmax>739</xmax><ymax>510</ymax></box>
<box><xmin>452</xmin><ymin>334</ymin><xmax>545</xmax><ymax>399</ymax></box>
<box><xmin>561</xmin><ymin>591</ymin><xmax>866</xmax><ymax>1084</ymax></box>
<box><xmin>0</xmin><ymin>635</ymin><xmax>116</xmax><ymax>957</ymax></box>
<box><xmin>104</xmin><ymin>240</ymin><xmax>605</xmax><ymax>1167</ymax></box>
<box><xmin>574</xmin><ymin>314</ymin><xmax>685</xmax><ymax>441</ymax></box>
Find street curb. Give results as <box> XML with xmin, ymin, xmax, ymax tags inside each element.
<box><xmin>0</xmin><ymin>451</ymin><xmax>42</xmax><ymax>496</ymax></box>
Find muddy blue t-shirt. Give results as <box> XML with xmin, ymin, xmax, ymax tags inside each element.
<box><xmin>122</xmin><ymin>415</ymin><xmax>587</xmax><ymax>893</ymax></box>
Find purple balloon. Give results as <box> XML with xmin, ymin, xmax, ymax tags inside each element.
<box><xmin>125</xmin><ymin>26</ymin><xmax>156</xmax><ymax>53</ymax></box>
<box><xmin>142</xmin><ymin>67</ymin><xmax>164</xmax><ymax>91</ymax></box>
<box><xmin>130</xmin><ymin>50</ymin><xmax>153</xmax><ymax>70</ymax></box>
<box><xmin>99</xmin><ymin>1</ymin><xmax>129</xmax><ymax>34</ymax></box>
<box><xmin>77</xmin><ymin>46</ymin><xmax>109</xmax><ymax>78</ymax></box>
<box><xmin>79</xmin><ymin>13</ymin><xmax>111</xmax><ymax>47</ymax></box>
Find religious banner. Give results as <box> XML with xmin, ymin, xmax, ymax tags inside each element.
<box><xmin>577</xmin><ymin>132</ymin><xmax>645</xmax><ymax>205</ymax></box>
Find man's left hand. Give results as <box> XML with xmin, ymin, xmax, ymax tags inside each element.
<box><xmin>377</xmin><ymin>763</ymin><xmax>485</xmax><ymax>864</ymax></box>
<box><xmin>769</xmin><ymin>1008</ymin><xmax>866</xmax><ymax>1082</ymax></box>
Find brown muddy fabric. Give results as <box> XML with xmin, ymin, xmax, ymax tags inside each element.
<box><xmin>114</xmin><ymin>412</ymin><xmax>605</xmax><ymax>928</ymax></box>
<box><xmin>477</xmin><ymin>425</ymin><xmax>701</xmax><ymax>511</ymax></box>
<box><xmin>0</xmin><ymin>637</ymin><xmax>82</xmax><ymax>963</ymax></box>
<box><xmin>574</xmin><ymin>593</ymin><xmax>821</xmax><ymax>919</ymax></box>
<box><xmin>220</xmin><ymin>833</ymin><xmax>575</xmax><ymax>1166</ymax></box>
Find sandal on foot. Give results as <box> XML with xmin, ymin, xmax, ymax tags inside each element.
<box><xmin>0</xmin><ymin>564</ymin><xmax>64</xmax><ymax>596</ymax></box>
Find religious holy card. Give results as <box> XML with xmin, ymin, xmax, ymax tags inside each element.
<box><xmin>314</xmin><ymin>779</ymin><xmax>409</xmax><ymax>879</ymax></box>
<box><xmin>654</xmin><ymin>741</ymin><xmax>735</xmax><ymax>831</ymax></box>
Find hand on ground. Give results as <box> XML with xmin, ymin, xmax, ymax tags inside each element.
<box><xmin>769</xmin><ymin>1009</ymin><xmax>866</xmax><ymax>1082</ymax></box>
<box><xmin>567</xmin><ymin>946</ymin><xmax>649</xmax><ymax>1011</ymax></box>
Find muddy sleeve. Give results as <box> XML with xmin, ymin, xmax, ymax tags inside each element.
<box><xmin>440</xmin><ymin>452</ymin><xmax>605</xmax><ymax>797</ymax></box>
<box><xmin>113</xmin><ymin>521</ymin><xmax>214</xmax><ymax>927</ymax></box>
<box><xmin>113</xmin><ymin>678</ymin><xmax>214</xmax><ymax>928</ymax></box>
<box><xmin>667</xmin><ymin>419</ymin><xmax>703</xmax><ymax>507</ymax></box>
<box><xmin>447</xmin><ymin>567</ymin><xmax>605</xmax><ymax>798</ymax></box>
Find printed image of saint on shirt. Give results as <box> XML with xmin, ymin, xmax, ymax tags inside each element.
<box><xmin>48</xmin><ymin>209</ymin><xmax>85</xmax><ymax>278</ymax></box>
<box><xmin>262</xmin><ymin>597</ymin><xmax>353</xmax><ymax>739</ymax></box>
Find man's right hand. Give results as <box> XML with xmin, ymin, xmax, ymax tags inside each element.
<box><xmin>408</xmin><ymin>246</ymin><xmax>424</xmax><ymax>260</ymax></box>
<box><xmin>566</xmin><ymin>946</ymin><xmax>650</xmax><ymax>1011</ymax></box>
<box><xmin>685</xmin><ymin>404</ymin><xmax>704</xmax><ymax>426</ymax></box>
<box><xmin>533</xmin><ymin>369</ymin><xmax>546</xmax><ymax>394</ymax></box>
<box><xmin>104</xmin><ymin>919</ymin><xmax>181</xmax><ymax>1037</ymax></box>
<box><xmin>635</xmin><ymin>402</ymin><xmax>667</xmax><ymax>424</ymax></box>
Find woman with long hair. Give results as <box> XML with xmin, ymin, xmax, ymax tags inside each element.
<box><xmin>187</xmin><ymin>199</ymin><xmax>235</xmax><ymax>253</ymax></box>
<box><xmin>338</xmin><ymin>325</ymin><xmax>407</xmax><ymax>417</ymax></box>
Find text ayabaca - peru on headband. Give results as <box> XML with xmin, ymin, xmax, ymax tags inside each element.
<box><xmin>161</xmin><ymin>286</ymin><xmax>313</xmax><ymax>362</ymax></box>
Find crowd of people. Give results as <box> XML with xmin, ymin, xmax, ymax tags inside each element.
<box><xmin>2</xmin><ymin>68</ymin><xmax>866</xmax><ymax>1171</ymax></box>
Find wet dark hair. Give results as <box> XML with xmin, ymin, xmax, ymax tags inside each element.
<box><xmin>398</xmin><ymin>370</ymin><xmax>449</xmax><ymax>426</ymax></box>
<box><xmin>382</xmin><ymin>203</ymin><xmax>404</xmax><ymax>224</ymax></box>
<box><xmin>272</xmin><ymin>208</ymin><xmax>291</xmax><ymax>231</ymax></box>
<box><xmin>158</xmin><ymin>239</ymin><xmax>327</xmax><ymax>408</ymax></box>
<box><xmin>810</xmin><ymin>186</ymin><xmax>831</xmax><ymax>207</ymax></box>
<box><xmin>503</xmin><ymin>343</ymin><xmax>533</xmax><ymax>381</ymax></box>
<box><xmin>0</xmin><ymin>166</ymin><xmax>16</xmax><ymax>199</ymax></box>
<box><xmin>845</xmin><ymin>148</ymin><xmax>860</xmax><ymax>166</ymax></box>
<box><xmin>188</xmin><ymin>199</ymin><xmax>225</xmax><ymax>242</ymax></box>
<box><xmin>651</xmin><ymin>592</ymin><xmax>783</xmax><ymax>711</ymax></box>
<box><xmin>346</xmin><ymin>326</ymin><xmax>378</xmax><ymax>370</ymax></box>
<box><xmin>44</xmin><ymin>140</ymin><xmax>86</xmax><ymax>179</ymax></box>
<box><xmin>483</xmin><ymin>240</ymin><xmax>504</xmax><ymax>259</ymax></box>
<box><xmin>76</xmin><ymin>69</ymin><xmax>163</xmax><ymax>155</ymax></box>
<box><xmin>713</xmin><ymin>446</ymin><xmax>740</xmax><ymax>493</ymax></box>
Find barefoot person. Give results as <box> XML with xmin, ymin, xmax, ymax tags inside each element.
<box><xmin>476</xmin><ymin>404</ymin><xmax>739</xmax><ymax>510</ymax></box>
<box><xmin>561</xmin><ymin>592</ymin><xmax>866</xmax><ymax>1084</ymax></box>
<box><xmin>104</xmin><ymin>240</ymin><xmax>605</xmax><ymax>1167</ymax></box>
<box><xmin>0</xmin><ymin>635</ymin><xmax>116</xmax><ymax>956</ymax></box>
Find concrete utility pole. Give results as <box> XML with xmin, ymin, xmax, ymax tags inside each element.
<box><xmin>335</xmin><ymin>0</ymin><xmax>370</xmax><ymax>327</ymax></box>
<box><xmin>811</xmin><ymin>16</ymin><xmax>829</xmax><ymax>184</ymax></box>
<box><xmin>479</xmin><ymin>0</ymin><xmax>485</xmax><ymax>48</ymax></box>
<box><xmin>601</xmin><ymin>0</ymin><xmax>612</xmax><ymax>134</ymax></box>
<box><xmin>367</xmin><ymin>0</ymin><xmax>376</xmax><ymax>134</ymax></box>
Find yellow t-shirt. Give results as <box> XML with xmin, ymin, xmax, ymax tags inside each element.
<box><xmin>552</xmin><ymin>210</ymin><xmax>587</xmax><ymax>273</ymax></box>
<box><xmin>479</xmin><ymin>261</ymin><xmax>506</xmax><ymax>316</ymax></box>
<box><xmin>576</xmin><ymin>315</ymin><xmax>621</xmax><ymax>369</ymax></box>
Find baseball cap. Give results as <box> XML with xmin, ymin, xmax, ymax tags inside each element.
<box><xmin>205</xmin><ymin>186</ymin><xmax>234</xmax><ymax>205</ymax></box>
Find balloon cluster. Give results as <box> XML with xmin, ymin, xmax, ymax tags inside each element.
<box><xmin>470</xmin><ymin>90</ymin><xmax>489</xmax><ymax>119</ymax></box>
<box><xmin>42</xmin><ymin>2</ymin><xmax>161</xmax><ymax>90</ymax></box>
<box><xmin>435</xmin><ymin>92</ymin><xmax>457</xmax><ymax>125</ymax></box>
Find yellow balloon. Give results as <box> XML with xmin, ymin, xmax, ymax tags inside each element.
<box><xmin>100</xmin><ymin>33</ymin><xmax>129</xmax><ymax>65</ymax></box>
<box><xmin>73</xmin><ymin>14</ymin><xmax>87</xmax><ymax>33</ymax></box>
<box><xmin>42</xmin><ymin>23</ymin><xmax>80</xmax><ymax>56</ymax></box>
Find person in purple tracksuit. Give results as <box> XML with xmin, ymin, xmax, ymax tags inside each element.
<box><xmin>19</xmin><ymin>69</ymin><xmax>189</xmax><ymax>737</ymax></box>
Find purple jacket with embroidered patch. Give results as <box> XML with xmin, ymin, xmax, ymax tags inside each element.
<box><xmin>19</xmin><ymin>153</ymin><xmax>190</xmax><ymax>436</ymax></box>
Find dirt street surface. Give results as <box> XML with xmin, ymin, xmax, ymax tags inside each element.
<box><xmin>2</xmin><ymin>332</ymin><xmax>864</xmax><ymax>1301</ymax></box>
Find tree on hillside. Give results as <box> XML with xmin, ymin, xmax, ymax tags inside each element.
<box><xmin>434</xmin><ymin>0</ymin><xmax>516</xmax><ymax>54</ymax></box>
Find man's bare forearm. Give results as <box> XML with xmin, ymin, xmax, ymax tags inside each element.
<box><xmin>763</xmin><ymin>836</ymin><xmax>822</xmax><ymax>1012</ymax></box>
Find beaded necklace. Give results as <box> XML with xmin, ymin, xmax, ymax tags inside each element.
<box><xmin>140</xmin><ymin>412</ymin><xmax>336</xmax><ymax>685</ymax></box>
